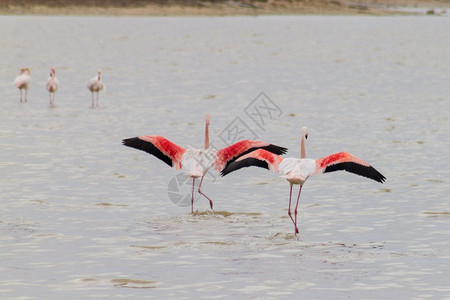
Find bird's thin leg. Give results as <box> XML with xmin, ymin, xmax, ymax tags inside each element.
<box><xmin>24</xmin><ymin>89</ymin><xmax>28</xmax><ymax>102</ymax></box>
<box><xmin>191</xmin><ymin>177</ymin><xmax>195</xmax><ymax>214</ymax></box>
<box><xmin>96</xmin><ymin>92</ymin><xmax>99</xmax><ymax>107</ymax></box>
<box><xmin>288</xmin><ymin>184</ymin><xmax>296</xmax><ymax>229</ymax></box>
<box><xmin>197</xmin><ymin>174</ymin><xmax>213</xmax><ymax>211</ymax></box>
<box><xmin>91</xmin><ymin>92</ymin><xmax>94</xmax><ymax>107</ymax></box>
<box><xmin>293</xmin><ymin>185</ymin><xmax>302</xmax><ymax>235</ymax></box>
<box><xmin>19</xmin><ymin>89</ymin><xmax>22</xmax><ymax>102</ymax></box>
<box><xmin>49</xmin><ymin>93</ymin><xmax>52</xmax><ymax>106</ymax></box>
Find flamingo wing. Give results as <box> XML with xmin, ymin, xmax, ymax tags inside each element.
<box><xmin>314</xmin><ymin>152</ymin><xmax>386</xmax><ymax>183</ymax></box>
<box><xmin>87</xmin><ymin>77</ymin><xmax>103</xmax><ymax>92</ymax></box>
<box><xmin>122</xmin><ymin>136</ymin><xmax>186</xmax><ymax>170</ymax></box>
<box><xmin>220</xmin><ymin>149</ymin><xmax>284</xmax><ymax>176</ymax></box>
<box><xmin>15</xmin><ymin>75</ymin><xmax>30</xmax><ymax>88</ymax></box>
<box><xmin>46</xmin><ymin>78</ymin><xmax>59</xmax><ymax>92</ymax></box>
<box><xmin>215</xmin><ymin>140</ymin><xmax>287</xmax><ymax>171</ymax></box>
<box><xmin>87</xmin><ymin>78</ymin><xmax>96</xmax><ymax>90</ymax></box>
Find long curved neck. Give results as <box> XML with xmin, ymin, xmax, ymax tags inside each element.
<box><xmin>204</xmin><ymin>121</ymin><xmax>210</xmax><ymax>149</ymax></box>
<box><xmin>301</xmin><ymin>135</ymin><xmax>306</xmax><ymax>159</ymax></box>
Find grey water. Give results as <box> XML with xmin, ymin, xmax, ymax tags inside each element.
<box><xmin>0</xmin><ymin>15</ymin><xmax>449</xmax><ymax>299</ymax></box>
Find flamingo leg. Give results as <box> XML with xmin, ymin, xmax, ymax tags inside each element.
<box><xmin>293</xmin><ymin>185</ymin><xmax>302</xmax><ymax>235</ymax></box>
<box><xmin>96</xmin><ymin>92</ymin><xmax>99</xmax><ymax>107</ymax></box>
<box><xmin>287</xmin><ymin>183</ymin><xmax>296</xmax><ymax>231</ymax></box>
<box><xmin>191</xmin><ymin>177</ymin><xmax>196</xmax><ymax>214</ymax></box>
<box><xmin>197</xmin><ymin>174</ymin><xmax>214</xmax><ymax>211</ymax></box>
<box><xmin>24</xmin><ymin>89</ymin><xmax>28</xmax><ymax>102</ymax></box>
<box><xmin>91</xmin><ymin>92</ymin><xmax>95</xmax><ymax>107</ymax></box>
<box><xmin>19</xmin><ymin>89</ymin><xmax>23</xmax><ymax>102</ymax></box>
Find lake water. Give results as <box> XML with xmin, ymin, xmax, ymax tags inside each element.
<box><xmin>0</xmin><ymin>15</ymin><xmax>449</xmax><ymax>299</ymax></box>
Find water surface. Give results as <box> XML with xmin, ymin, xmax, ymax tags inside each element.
<box><xmin>1</xmin><ymin>15</ymin><xmax>449</xmax><ymax>299</ymax></box>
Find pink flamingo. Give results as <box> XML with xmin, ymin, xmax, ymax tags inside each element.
<box><xmin>46</xmin><ymin>67</ymin><xmax>59</xmax><ymax>106</ymax></box>
<box><xmin>14</xmin><ymin>68</ymin><xmax>31</xmax><ymax>102</ymax></box>
<box><xmin>221</xmin><ymin>127</ymin><xmax>386</xmax><ymax>235</ymax></box>
<box><xmin>87</xmin><ymin>70</ymin><xmax>104</xmax><ymax>107</ymax></box>
<box><xmin>122</xmin><ymin>115</ymin><xmax>287</xmax><ymax>213</ymax></box>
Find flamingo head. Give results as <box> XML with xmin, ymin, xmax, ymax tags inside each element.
<box><xmin>20</xmin><ymin>68</ymin><xmax>31</xmax><ymax>75</ymax></box>
<box><xmin>97</xmin><ymin>69</ymin><xmax>102</xmax><ymax>79</ymax></box>
<box><xmin>50</xmin><ymin>67</ymin><xmax>56</xmax><ymax>76</ymax></box>
<box><xmin>205</xmin><ymin>114</ymin><xmax>211</xmax><ymax>126</ymax></box>
<box><xmin>301</xmin><ymin>126</ymin><xmax>308</xmax><ymax>140</ymax></box>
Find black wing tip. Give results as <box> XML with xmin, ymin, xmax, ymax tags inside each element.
<box><xmin>376</xmin><ymin>170</ymin><xmax>387</xmax><ymax>184</ymax></box>
<box><xmin>366</xmin><ymin>165</ymin><xmax>386</xmax><ymax>183</ymax></box>
<box><xmin>221</xmin><ymin>157</ymin><xmax>269</xmax><ymax>177</ymax></box>
<box><xmin>122</xmin><ymin>137</ymin><xmax>138</xmax><ymax>146</ymax></box>
<box><xmin>121</xmin><ymin>136</ymin><xmax>173</xmax><ymax>168</ymax></box>
<box><xmin>265</xmin><ymin>144</ymin><xmax>288</xmax><ymax>155</ymax></box>
<box><xmin>325</xmin><ymin>162</ymin><xmax>386</xmax><ymax>184</ymax></box>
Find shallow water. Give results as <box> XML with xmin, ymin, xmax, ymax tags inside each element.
<box><xmin>1</xmin><ymin>15</ymin><xmax>449</xmax><ymax>299</ymax></box>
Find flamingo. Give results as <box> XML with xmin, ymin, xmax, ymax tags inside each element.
<box><xmin>14</xmin><ymin>68</ymin><xmax>31</xmax><ymax>102</ymax></box>
<box><xmin>221</xmin><ymin>127</ymin><xmax>386</xmax><ymax>235</ymax></box>
<box><xmin>46</xmin><ymin>67</ymin><xmax>59</xmax><ymax>106</ymax></box>
<box><xmin>87</xmin><ymin>70</ymin><xmax>104</xmax><ymax>107</ymax></box>
<box><xmin>122</xmin><ymin>115</ymin><xmax>287</xmax><ymax>213</ymax></box>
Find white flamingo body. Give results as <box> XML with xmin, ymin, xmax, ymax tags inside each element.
<box><xmin>14</xmin><ymin>68</ymin><xmax>31</xmax><ymax>102</ymax></box>
<box><xmin>279</xmin><ymin>158</ymin><xmax>316</xmax><ymax>185</ymax></box>
<box><xmin>221</xmin><ymin>126</ymin><xmax>386</xmax><ymax>234</ymax></box>
<box><xmin>46</xmin><ymin>67</ymin><xmax>59</xmax><ymax>106</ymax></box>
<box><xmin>123</xmin><ymin>115</ymin><xmax>287</xmax><ymax>213</ymax></box>
<box><xmin>87</xmin><ymin>70</ymin><xmax>104</xmax><ymax>107</ymax></box>
<box><xmin>182</xmin><ymin>148</ymin><xmax>217</xmax><ymax>178</ymax></box>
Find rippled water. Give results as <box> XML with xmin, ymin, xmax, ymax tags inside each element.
<box><xmin>1</xmin><ymin>15</ymin><xmax>449</xmax><ymax>299</ymax></box>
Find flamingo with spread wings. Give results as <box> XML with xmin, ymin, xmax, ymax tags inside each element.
<box><xmin>122</xmin><ymin>115</ymin><xmax>287</xmax><ymax>213</ymax></box>
<box><xmin>221</xmin><ymin>127</ymin><xmax>386</xmax><ymax>235</ymax></box>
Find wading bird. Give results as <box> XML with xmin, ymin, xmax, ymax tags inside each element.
<box><xmin>221</xmin><ymin>127</ymin><xmax>386</xmax><ymax>235</ymax></box>
<box><xmin>14</xmin><ymin>68</ymin><xmax>31</xmax><ymax>102</ymax></box>
<box><xmin>46</xmin><ymin>67</ymin><xmax>59</xmax><ymax>106</ymax></box>
<box><xmin>87</xmin><ymin>70</ymin><xmax>104</xmax><ymax>107</ymax></box>
<box><xmin>122</xmin><ymin>115</ymin><xmax>287</xmax><ymax>213</ymax></box>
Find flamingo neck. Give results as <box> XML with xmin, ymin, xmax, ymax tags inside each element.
<box><xmin>301</xmin><ymin>135</ymin><xmax>306</xmax><ymax>159</ymax></box>
<box><xmin>204</xmin><ymin>121</ymin><xmax>210</xmax><ymax>149</ymax></box>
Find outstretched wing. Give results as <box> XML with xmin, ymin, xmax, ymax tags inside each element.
<box><xmin>220</xmin><ymin>149</ymin><xmax>284</xmax><ymax>176</ymax></box>
<box><xmin>122</xmin><ymin>135</ymin><xmax>186</xmax><ymax>170</ymax></box>
<box><xmin>215</xmin><ymin>140</ymin><xmax>287</xmax><ymax>171</ymax></box>
<box><xmin>314</xmin><ymin>152</ymin><xmax>386</xmax><ymax>183</ymax></box>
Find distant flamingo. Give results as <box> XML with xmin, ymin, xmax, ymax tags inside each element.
<box><xmin>14</xmin><ymin>68</ymin><xmax>31</xmax><ymax>102</ymax></box>
<box><xmin>46</xmin><ymin>67</ymin><xmax>59</xmax><ymax>106</ymax></box>
<box><xmin>87</xmin><ymin>70</ymin><xmax>104</xmax><ymax>107</ymax></box>
<box><xmin>122</xmin><ymin>115</ymin><xmax>287</xmax><ymax>213</ymax></box>
<box><xmin>221</xmin><ymin>127</ymin><xmax>386</xmax><ymax>235</ymax></box>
